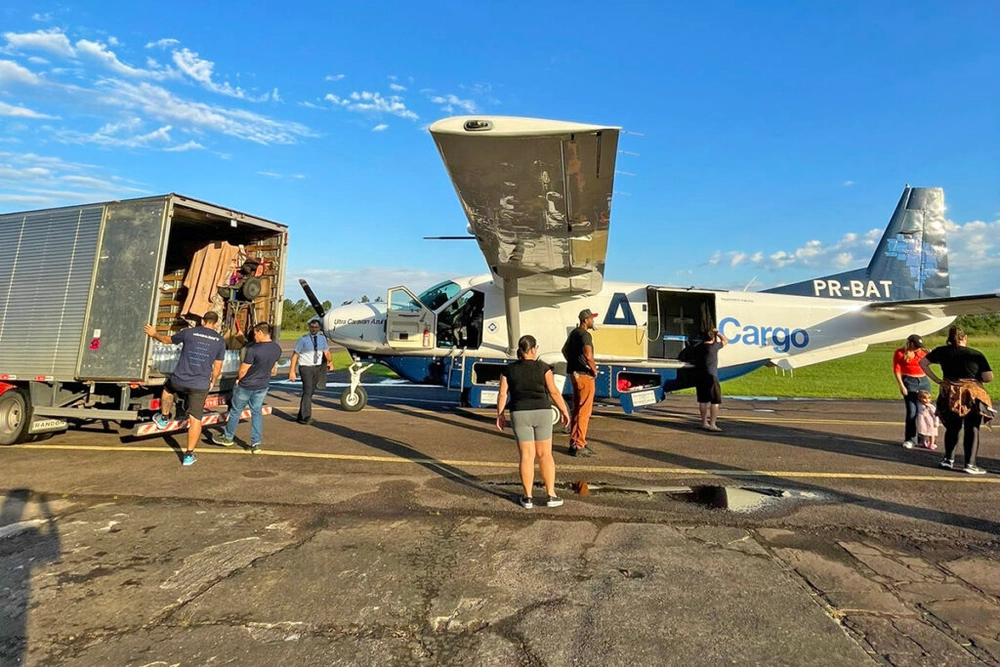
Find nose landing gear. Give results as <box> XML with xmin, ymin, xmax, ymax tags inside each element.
<box><xmin>340</xmin><ymin>360</ymin><xmax>373</xmax><ymax>412</ymax></box>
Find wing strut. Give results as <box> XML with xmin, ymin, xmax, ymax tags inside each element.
<box><xmin>503</xmin><ymin>276</ymin><xmax>521</xmax><ymax>356</ymax></box>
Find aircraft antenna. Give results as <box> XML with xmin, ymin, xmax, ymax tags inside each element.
<box><xmin>743</xmin><ymin>276</ymin><xmax>758</xmax><ymax>292</ymax></box>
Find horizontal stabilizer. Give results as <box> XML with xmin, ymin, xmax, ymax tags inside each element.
<box><xmin>866</xmin><ymin>293</ymin><xmax>1000</xmax><ymax>317</ymax></box>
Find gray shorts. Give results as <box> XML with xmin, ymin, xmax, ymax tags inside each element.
<box><xmin>511</xmin><ymin>409</ymin><xmax>553</xmax><ymax>443</ymax></box>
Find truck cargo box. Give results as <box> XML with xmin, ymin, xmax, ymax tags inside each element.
<box><xmin>0</xmin><ymin>194</ymin><xmax>288</xmax><ymax>444</ymax></box>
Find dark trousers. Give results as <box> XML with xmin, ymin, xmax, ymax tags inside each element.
<box><xmin>297</xmin><ymin>365</ymin><xmax>326</xmax><ymax>421</ymax></box>
<box><xmin>901</xmin><ymin>375</ymin><xmax>931</xmax><ymax>441</ymax></box>
<box><xmin>941</xmin><ymin>409</ymin><xmax>981</xmax><ymax>467</ymax></box>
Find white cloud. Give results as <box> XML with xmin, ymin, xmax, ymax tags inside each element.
<box><xmin>702</xmin><ymin>218</ymin><xmax>1000</xmax><ymax>294</ymax></box>
<box><xmin>0</xmin><ymin>59</ymin><xmax>43</xmax><ymax>85</ymax></box>
<box><xmin>325</xmin><ymin>74</ymin><xmax>344</xmax><ymax>81</ymax></box>
<box><xmin>172</xmin><ymin>47</ymin><xmax>265</xmax><ymax>99</ymax></box>
<box><xmin>146</xmin><ymin>38</ymin><xmax>179</xmax><ymax>49</ymax></box>
<box><xmin>389</xmin><ymin>83</ymin><xmax>406</xmax><ymax>92</ymax></box>
<box><xmin>3</xmin><ymin>28</ymin><xmax>75</xmax><ymax>57</ymax></box>
<box><xmin>163</xmin><ymin>140</ymin><xmax>204</xmax><ymax>152</ymax></box>
<box><xmin>324</xmin><ymin>91</ymin><xmax>418</xmax><ymax>120</ymax></box>
<box><xmin>57</xmin><ymin>122</ymin><xmax>176</xmax><ymax>149</ymax></box>
<box><xmin>0</xmin><ymin>101</ymin><xmax>56</xmax><ymax>119</ymax></box>
<box><xmin>75</xmin><ymin>38</ymin><xmax>174</xmax><ymax>80</ymax></box>
<box><xmin>946</xmin><ymin>218</ymin><xmax>1000</xmax><ymax>292</ymax></box>
<box><xmin>257</xmin><ymin>171</ymin><xmax>305</xmax><ymax>179</ymax></box>
<box><xmin>842</xmin><ymin>180</ymin><xmax>855</xmax><ymax>187</ymax></box>
<box><xmin>0</xmin><ymin>151</ymin><xmax>147</xmax><ymax>209</ymax></box>
<box><xmin>97</xmin><ymin>79</ymin><xmax>314</xmax><ymax>145</ymax></box>
<box><xmin>429</xmin><ymin>93</ymin><xmax>477</xmax><ymax>114</ymax></box>
<box><xmin>372</xmin><ymin>123</ymin><xmax>388</xmax><ymax>132</ymax></box>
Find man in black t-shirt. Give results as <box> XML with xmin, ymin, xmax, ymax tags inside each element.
<box><xmin>213</xmin><ymin>323</ymin><xmax>282</xmax><ymax>452</ymax></box>
<box><xmin>144</xmin><ymin>311</ymin><xmax>225</xmax><ymax>466</ymax></box>
<box><xmin>562</xmin><ymin>309</ymin><xmax>599</xmax><ymax>457</ymax></box>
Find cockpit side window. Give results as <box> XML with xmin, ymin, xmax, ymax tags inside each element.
<box><xmin>418</xmin><ymin>281</ymin><xmax>461</xmax><ymax>310</ymax></box>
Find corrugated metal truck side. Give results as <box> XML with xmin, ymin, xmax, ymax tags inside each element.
<box><xmin>0</xmin><ymin>194</ymin><xmax>288</xmax><ymax>444</ymax></box>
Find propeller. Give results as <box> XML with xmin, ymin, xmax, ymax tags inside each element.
<box><xmin>423</xmin><ymin>235</ymin><xmax>476</xmax><ymax>240</ymax></box>
<box><xmin>298</xmin><ymin>278</ymin><xmax>326</xmax><ymax>318</ymax></box>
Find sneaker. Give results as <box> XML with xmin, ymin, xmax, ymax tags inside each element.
<box><xmin>902</xmin><ymin>440</ymin><xmax>915</xmax><ymax>449</ymax></box>
<box><xmin>152</xmin><ymin>413</ymin><xmax>170</xmax><ymax>430</ymax></box>
<box><xmin>249</xmin><ymin>442</ymin><xmax>261</xmax><ymax>452</ymax></box>
<box><xmin>925</xmin><ymin>443</ymin><xmax>938</xmax><ymax>450</ymax></box>
<box><xmin>544</xmin><ymin>496</ymin><xmax>564</xmax><ymax>508</ymax></box>
<box><xmin>570</xmin><ymin>446</ymin><xmax>596</xmax><ymax>457</ymax></box>
<box><xmin>519</xmin><ymin>496</ymin><xmax>533</xmax><ymax>509</ymax></box>
<box><xmin>964</xmin><ymin>465</ymin><xmax>987</xmax><ymax>475</ymax></box>
<box><xmin>182</xmin><ymin>451</ymin><xmax>196</xmax><ymax>466</ymax></box>
<box><xmin>212</xmin><ymin>432</ymin><xmax>235</xmax><ymax>447</ymax></box>
<box><xmin>939</xmin><ymin>458</ymin><xmax>954</xmax><ymax>470</ymax></box>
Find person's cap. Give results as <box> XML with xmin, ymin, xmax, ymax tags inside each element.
<box><xmin>308</xmin><ymin>317</ymin><xmax>323</xmax><ymax>326</ymax></box>
<box><xmin>579</xmin><ymin>308</ymin><xmax>598</xmax><ymax>321</ymax></box>
<box><xmin>906</xmin><ymin>333</ymin><xmax>923</xmax><ymax>346</ymax></box>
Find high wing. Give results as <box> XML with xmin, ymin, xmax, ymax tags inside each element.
<box><xmin>429</xmin><ymin>116</ymin><xmax>619</xmax><ymax>297</ymax></box>
<box><xmin>866</xmin><ymin>293</ymin><xmax>1000</xmax><ymax>317</ymax></box>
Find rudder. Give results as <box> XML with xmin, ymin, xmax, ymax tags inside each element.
<box><xmin>765</xmin><ymin>186</ymin><xmax>949</xmax><ymax>301</ymax></box>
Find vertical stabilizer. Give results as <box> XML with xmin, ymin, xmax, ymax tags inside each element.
<box><xmin>764</xmin><ymin>186</ymin><xmax>949</xmax><ymax>301</ymax></box>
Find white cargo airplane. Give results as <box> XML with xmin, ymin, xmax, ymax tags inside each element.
<box><xmin>301</xmin><ymin>116</ymin><xmax>1000</xmax><ymax>413</ymax></box>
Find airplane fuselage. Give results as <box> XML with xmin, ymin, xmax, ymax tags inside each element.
<box><xmin>323</xmin><ymin>274</ymin><xmax>953</xmax><ymax>404</ymax></box>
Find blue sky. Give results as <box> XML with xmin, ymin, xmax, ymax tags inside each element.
<box><xmin>1</xmin><ymin>1</ymin><xmax>997</xmax><ymax>306</ymax></box>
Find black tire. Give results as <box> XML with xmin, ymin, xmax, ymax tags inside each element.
<box><xmin>340</xmin><ymin>386</ymin><xmax>368</xmax><ymax>412</ymax></box>
<box><xmin>0</xmin><ymin>388</ymin><xmax>32</xmax><ymax>446</ymax></box>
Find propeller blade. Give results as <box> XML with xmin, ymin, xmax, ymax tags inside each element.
<box><xmin>423</xmin><ymin>236</ymin><xmax>476</xmax><ymax>240</ymax></box>
<box><xmin>298</xmin><ymin>279</ymin><xmax>326</xmax><ymax>317</ymax></box>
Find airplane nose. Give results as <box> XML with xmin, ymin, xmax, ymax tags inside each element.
<box><xmin>322</xmin><ymin>303</ymin><xmax>387</xmax><ymax>351</ymax></box>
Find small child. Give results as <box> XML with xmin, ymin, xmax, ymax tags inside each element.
<box><xmin>914</xmin><ymin>390</ymin><xmax>939</xmax><ymax>450</ymax></box>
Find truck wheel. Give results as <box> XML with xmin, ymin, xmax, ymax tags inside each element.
<box><xmin>340</xmin><ymin>386</ymin><xmax>368</xmax><ymax>412</ymax></box>
<box><xmin>0</xmin><ymin>388</ymin><xmax>32</xmax><ymax>446</ymax></box>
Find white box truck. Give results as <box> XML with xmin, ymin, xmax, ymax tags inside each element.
<box><xmin>0</xmin><ymin>194</ymin><xmax>288</xmax><ymax>444</ymax></box>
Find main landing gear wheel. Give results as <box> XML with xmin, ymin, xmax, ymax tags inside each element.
<box><xmin>340</xmin><ymin>386</ymin><xmax>368</xmax><ymax>412</ymax></box>
<box><xmin>0</xmin><ymin>388</ymin><xmax>32</xmax><ymax>446</ymax></box>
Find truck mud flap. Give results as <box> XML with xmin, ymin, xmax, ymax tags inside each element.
<box><xmin>133</xmin><ymin>406</ymin><xmax>273</xmax><ymax>437</ymax></box>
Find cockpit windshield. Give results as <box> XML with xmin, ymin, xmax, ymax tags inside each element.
<box><xmin>417</xmin><ymin>280</ymin><xmax>461</xmax><ymax>311</ymax></box>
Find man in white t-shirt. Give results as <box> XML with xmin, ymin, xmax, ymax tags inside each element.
<box><xmin>289</xmin><ymin>317</ymin><xmax>333</xmax><ymax>425</ymax></box>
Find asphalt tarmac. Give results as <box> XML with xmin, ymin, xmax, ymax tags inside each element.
<box><xmin>2</xmin><ymin>376</ymin><xmax>999</xmax><ymax>666</ymax></box>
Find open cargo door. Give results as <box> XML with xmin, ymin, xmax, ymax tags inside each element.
<box><xmin>78</xmin><ymin>199</ymin><xmax>168</xmax><ymax>381</ymax></box>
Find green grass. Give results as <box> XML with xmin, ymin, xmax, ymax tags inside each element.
<box><xmin>721</xmin><ymin>336</ymin><xmax>1000</xmax><ymax>401</ymax></box>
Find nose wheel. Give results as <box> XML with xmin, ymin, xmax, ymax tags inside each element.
<box><xmin>341</xmin><ymin>360</ymin><xmax>374</xmax><ymax>412</ymax></box>
<box><xmin>340</xmin><ymin>386</ymin><xmax>368</xmax><ymax>411</ymax></box>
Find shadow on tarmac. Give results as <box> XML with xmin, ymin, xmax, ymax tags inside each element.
<box><xmin>271</xmin><ymin>402</ymin><xmax>516</xmax><ymax>506</ymax></box>
<box><xmin>600</xmin><ymin>411</ymin><xmax>1000</xmax><ymax>535</ymax></box>
<box><xmin>0</xmin><ymin>489</ymin><xmax>61</xmax><ymax>667</ymax></box>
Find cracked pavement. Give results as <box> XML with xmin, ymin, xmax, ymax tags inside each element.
<box><xmin>2</xmin><ymin>394</ymin><xmax>999</xmax><ymax>665</ymax></box>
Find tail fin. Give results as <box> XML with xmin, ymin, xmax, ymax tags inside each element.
<box><xmin>765</xmin><ymin>186</ymin><xmax>949</xmax><ymax>302</ymax></box>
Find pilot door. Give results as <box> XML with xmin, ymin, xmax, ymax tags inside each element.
<box><xmin>385</xmin><ymin>286</ymin><xmax>437</xmax><ymax>349</ymax></box>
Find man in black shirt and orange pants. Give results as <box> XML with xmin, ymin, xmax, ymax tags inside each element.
<box><xmin>562</xmin><ymin>309</ymin><xmax>599</xmax><ymax>457</ymax></box>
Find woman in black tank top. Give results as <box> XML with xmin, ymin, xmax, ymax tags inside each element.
<box><xmin>496</xmin><ymin>335</ymin><xmax>571</xmax><ymax>509</ymax></box>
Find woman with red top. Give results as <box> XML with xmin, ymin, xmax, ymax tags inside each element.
<box><xmin>892</xmin><ymin>333</ymin><xmax>929</xmax><ymax>449</ymax></box>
